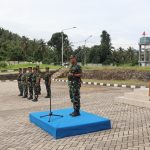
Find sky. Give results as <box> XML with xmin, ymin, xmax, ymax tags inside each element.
<box><xmin>0</xmin><ymin>0</ymin><xmax>150</xmax><ymax>49</ymax></box>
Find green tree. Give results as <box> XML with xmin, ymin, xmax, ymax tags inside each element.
<box><xmin>48</xmin><ymin>32</ymin><xmax>69</xmax><ymax>65</ymax></box>
<box><xmin>100</xmin><ymin>30</ymin><xmax>112</xmax><ymax>64</ymax></box>
<box><xmin>21</xmin><ymin>36</ymin><xmax>28</xmax><ymax>60</ymax></box>
<box><xmin>74</xmin><ymin>46</ymin><xmax>83</xmax><ymax>62</ymax></box>
<box><xmin>88</xmin><ymin>45</ymin><xmax>101</xmax><ymax>64</ymax></box>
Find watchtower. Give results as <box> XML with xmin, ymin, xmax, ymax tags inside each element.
<box><xmin>139</xmin><ymin>36</ymin><xmax>150</xmax><ymax>66</ymax></box>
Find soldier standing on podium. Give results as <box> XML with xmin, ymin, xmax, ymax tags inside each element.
<box><xmin>68</xmin><ymin>55</ymin><xmax>82</xmax><ymax>117</ymax></box>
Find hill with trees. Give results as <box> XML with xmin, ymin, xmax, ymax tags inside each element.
<box><xmin>0</xmin><ymin>27</ymin><xmax>138</xmax><ymax>66</ymax></box>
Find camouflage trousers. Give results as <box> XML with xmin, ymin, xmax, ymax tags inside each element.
<box><xmin>23</xmin><ymin>82</ymin><xmax>28</xmax><ymax>97</ymax></box>
<box><xmin>45</xmin><ymin>82</ymin><xmax>51</xmax><ymax>96</ymax></box>
<box><xmin>69</xmin><ymin>85</ymin><xmax>80</xmax><ymax>112</ymax></box>
<box><xmin>38</xmin><ymin>85</ymin><xmax>41</xmax><ymax>94</ymax></box>
<box><xmin>28</xmin><ymin>83</ymin><xmax>33</xmax><ymax>98</ymax></box>
<box><xmin>18</xmin><ymin>81</ymin><xmax>23</xmax><ymax>95</ymax></box>
<box><xmin>33</xmin><ymin>83</ymin><xmax>40</xmax><ymax>99</ymax></box>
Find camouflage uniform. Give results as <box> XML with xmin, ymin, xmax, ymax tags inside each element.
<box><xmin>43</xmin><ymin>71</ymin><xmax>51</xmax><ymax>98</ymax></box>
<box><xmin>68</xmin><ymin>64</ymin><xmax>82</xmax><ymax>113</ymax></box>
<box><xmin>21</xmin><ymin>71</ymin><xmax>28</xmax><ymax>98</ymax></box>
<box><xmin>36</xmin><ymin>66</ymin><xmax>41</xmax><ymax>95</ymax></box>
<box><xmin>17</xmin><ymin>70</ymin><xmax>23</xmax><ymax>96</ymax></box>
<box><xmin>32</xmin><ymin>72</ymin><xmax>41</xmax><ymax>101</ymax></box>
<box><xmin>27</xmin><ymin>72</ymin><xmax>33</xmax><ymax>99</ymax></box>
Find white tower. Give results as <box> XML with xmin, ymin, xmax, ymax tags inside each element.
<box><xmin>139</xmin><ymin>34</ymin><xmax>150</xmax><ymax>66</ymax></box>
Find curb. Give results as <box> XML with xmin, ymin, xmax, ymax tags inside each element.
<box><xmin>52</xmin><ymin>79</ymin><xmax>147</xmax><ymax>89</ymax></box>
<box><xmin>0</xmin><ymin>80</ymin><xmax>17</xmax><ymax>82</ymax></box>
<box><xmin>0</xmin><ymin>79</ymin><xmax>148</xmax><ymax>89</ymax></box>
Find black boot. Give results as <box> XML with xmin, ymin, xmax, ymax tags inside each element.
<box><xmin>71</xmin><ymin>102</ymin><xmax>80</xmax><ymax>117</ymax></box>
<box><xmin>69</xmin><ymin>111</ymin><xmax>75</xmax><ymax>116</ymax></box>
<box><xmin>28</xmin><ymin>96</ymin><xmax>33</xmax><ymax>100</ymax></box>
<box><xmin>23</xmin><ymin>95</ymin><xmax>27</xmax><ymax>98</ymax></box>
<box><xmin>32</xmin><ymin>98</ymin><xmax>38</xmax><ymax>102</ymax></box>
<box><xmin>32</xmin><ymin>95</ymin><xmax>38</xmax><ymax>102</ymax></box>
<box><xmin>45</xmin><ymin>95</ymin><xmax>50</xmax><ymax>98</ymax></box>
<box><xmin>70</xmin><ymin>111</ymin><xmax>80</xmax><ymax>117</ymax></box>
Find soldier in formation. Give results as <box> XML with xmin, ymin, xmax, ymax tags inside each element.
<box><xmin>36</xmin><ymin>65</ymin><xmax>41</xmax><ymax>95</ymax></box>
<box><xmin>32</xmin><ymin>67</ymin><xmax>41</xmax><ymax>102</ymax></box>
<box><xmin>21</xmin><ymin>68</ymin><xmax>28</xmax><ymax>98</ymax></box>
<box><xmin>27</xmin><ymin>67</ymin><xmax>33</xmax><ymax>100</ymax></box>
<box><xmin>17</xmin><ymin>68</ymin><xmax>23</xmax><ymax>96</ymax></box>
<box><xmin>17</xmin><ymin>66</ymin><xmax>41</xmax><ymax>101</ymax></box>
<box><xmin>43</xmin><ymin>67</ymin><xmax>51</xmax><ymax>98</ymax></box>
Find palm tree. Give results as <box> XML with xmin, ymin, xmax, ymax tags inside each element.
<box><xmin>21</xmin><ymin>36</ymin><xmax>28</xmax><ymax>60</ymax></box>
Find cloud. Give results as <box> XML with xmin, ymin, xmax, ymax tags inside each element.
<box><xmin>0</xmin><ymin>0</ymin><xmax>149</xmax><ymax>49</ymax></box>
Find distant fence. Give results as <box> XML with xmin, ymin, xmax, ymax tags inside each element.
<box><xmin>88</xmin><ymin>63</ymin><xmax>114</xmax><ymax>67</ymax></box>
<box><xmin>1</xmin><ymin>61</ymin><xmax>114</xmax><ymax>67</ymax></box>
<box><xmin>84</xmin><ymin>63</ymin><xmax>103</xmax><ymax>67</ymax></box>
<box><xmin>0</xmin><ymin>61</ymin><xmax>42</xmax><ymax>65</ymax></box>
<box><xmin>78</xmin><ymin>63</ymin><xmax>113</xmax><ymax>67</ymax></box>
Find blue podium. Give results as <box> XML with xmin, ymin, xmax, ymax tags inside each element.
<box><xmin>29</xmin><ymin>108</ymin><xmax>111</xmax><ymax>139</ymax></box>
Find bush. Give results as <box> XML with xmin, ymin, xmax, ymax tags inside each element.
<box><xmin>0</xmin><ymin>62</ymin><xmax>7</xmax><ymax>68</ymax></box>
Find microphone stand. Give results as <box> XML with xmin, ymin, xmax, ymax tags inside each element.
<box><xmin>40</xmin><ymin>66</ymin><xmax>64</xmax><ymax>122</ymax></box>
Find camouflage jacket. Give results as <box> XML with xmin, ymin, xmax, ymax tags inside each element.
<box><xmin>27</xmin><ymin>72</ymin><xmax>33</xmax><ymax>83</ymax></box>
<box><xmin>68</xmin><ymin>64</ymin><xmax>82</xmax><ymax>87</ymax></box>
<box><xmin>17</xmin><ymin>73</ymin><xmax>22</xmax><ymax>81</ymax></box>
<box><xmin>21</xmin><ymin>73</ymin><xmax>27</xmax><ymax>83</ymax></box>
<box><xmin>32</xmin><ymin>73</ymin><xmax>41</xmax><ymax>84</ymax></box>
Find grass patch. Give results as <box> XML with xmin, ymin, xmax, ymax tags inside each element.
<box><xmin>82</xmin><ymin>79</ymin><xmax>147</xmax><ymax>86</ymax></box>
<box><xmin>0</xmin><ymin>63</ymin><xmax>61</xmax><ymax>70</ymax></box>
<box><xmin>1</xmin><ymin>63</ymin><xmax>150</xmax><ymax>71</ymax></box>
<box><xmin>83</xmin><ymin>66</ymin><xmax>150</xmax><ymax>71</ymax></box>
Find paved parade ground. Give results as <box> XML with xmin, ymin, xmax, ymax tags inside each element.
<box><xmin>0</xmin><ymin>81</ymin><xmax>150</xmax><ymax>150</ymax></box>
